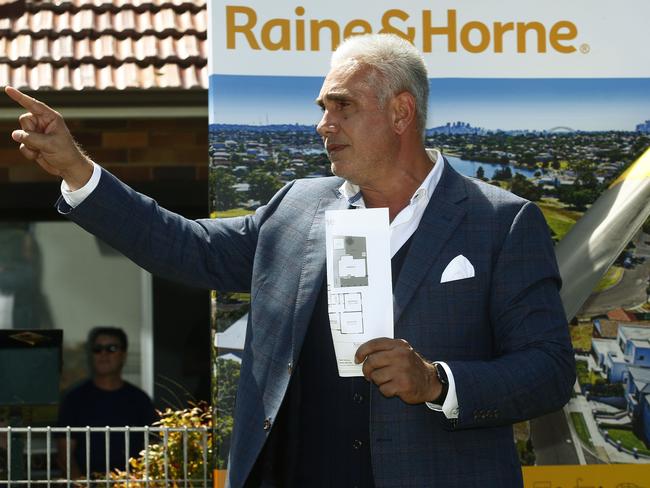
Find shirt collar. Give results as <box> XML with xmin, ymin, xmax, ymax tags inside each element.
<box><xmin>338</xmin><ymin>148</ymin><xmax>445</xmax><ymax>208</ymax></box>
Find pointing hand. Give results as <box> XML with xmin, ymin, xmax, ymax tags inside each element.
<box><xmin>5</xmin><ymin>86</ymin><xmax>93</xmax><ymax>190</ymax></box>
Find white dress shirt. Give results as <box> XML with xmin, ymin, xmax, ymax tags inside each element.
<box><xmin>62</xmin><ymin>153</ymin><xmax>459</xmax><ymax>419</ymax></box>
<box><xmin>338</xmin><ymin>149</ymin><xmax>459</xmax><ymax>418</ymax></box>
<box><xmin>61</xmin><ymin>160</ymin><xmax>101</xmax><ymax>207</ymax></box>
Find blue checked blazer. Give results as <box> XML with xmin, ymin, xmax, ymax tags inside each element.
<box><xmin>58</xmin><ymin>158</ymin><xmax>575</xmax><ymax>488</ymax></box>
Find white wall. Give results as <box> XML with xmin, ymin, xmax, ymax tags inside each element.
<box><xmin>34</xmin><ymin>222</ymin><xmax>147</xmax><ymax>389</ymax></box>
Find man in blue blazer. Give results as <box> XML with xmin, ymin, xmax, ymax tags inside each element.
<box><xmin>7</xmin><ymin>33</ymin><xmax>575</xmax><ymax>487</ymax></box>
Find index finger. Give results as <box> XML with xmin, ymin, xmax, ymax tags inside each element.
<box><xmin>355</xmin><ymin>337</ymin><xmax>397</xmax><ymax>364</ymax></box>
<box><xmin>5</xmin><ymin>86</ymin><xmax>53</xmax><ymax>115</ymax></box>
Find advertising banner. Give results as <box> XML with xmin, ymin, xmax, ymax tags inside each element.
<box><xmin>209</xmin><ymin>0</ymin><xmax>650</xmax><ymax>481</ymax></box>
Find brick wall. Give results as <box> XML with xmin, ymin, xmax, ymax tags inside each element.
<box><xmin>0</xmin><ymin>118</ymin><xmax>208</xmax><ymax>184</ymax></box>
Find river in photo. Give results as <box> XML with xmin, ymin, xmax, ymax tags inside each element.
<box><xmin>445</xmin><ymin>155</ymin><xmax>538</xmax><ymax>179</ymax></box>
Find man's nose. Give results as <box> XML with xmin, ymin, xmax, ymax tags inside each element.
<box><xmin>317</xmin><ymin>110</ymin><xmax>338</xmax><ymax>136</ymax></box>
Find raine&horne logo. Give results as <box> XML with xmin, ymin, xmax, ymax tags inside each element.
<box><xmin>224</xmin><ymin>5</ymin><xmax>590</xmax><ymax>54</ymax></box>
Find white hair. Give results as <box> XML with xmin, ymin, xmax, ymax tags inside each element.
<box><xmin>331</xmin><ymin>34</ymin><xmax>429</xmax><ymax>137</ymax></box>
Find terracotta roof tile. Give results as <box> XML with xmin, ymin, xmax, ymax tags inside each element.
<box><xmin>95</xmin><ymin>10</ymin><xmax>113</xmax><ymax>32</ymax></box>
<box><xmin>0</xmin><ymin>0</ymin><xmax>206</xmax><ymax>91</ymax></box>
<box><xmin>11</xmin><ymin>64</ymin><xmax>27</xmax><ymax>87</ymax></box>
<box><xmin>0</xmin><ymin>34</ymin><xmax>206</xmax><ymax>65</ymax></box>
<box><xmin>0</xmin><ymin>63</ymin><xmax>8</xmax><ymax>82</ymax></box>
<box><xmin>157</xmin><ymin>63</ymin><xmax>181</xmax><ymax>88</ymax></box>
<box><xmin>34</xmin><ymin>37</ymin><xmax>50</xmax><ymax>60</ymax></box>
<box><xmin>0</xmin><ymin>62</ymin><xmax>207</xmax><ymax>91</ymax></box>
<box><xmin>97</xmin><ymin>64</ymin><xmax>113</xmax><ymax>89</ymax></box>
<box><xmin>33</xmin><ymin>10</ymin><xmax>55</xmax><ymax>30</ymax></box>
<box><xmin>52</xmin><ymin>36</ymin><xmax>74</xmax><ymax>59</ymax></box>
<box><xmin>55</xmin><ymin>64</ymin><xmax>71</xmax><ymax>87</ymax></box>
<box><xmin>46</xmin><ymin>0</ymin><xmax>203</xmax><ymax>8</ymax></box>
<box><xmin>177</xmin><ymin>35</ymin><xmax>200</xmax><ymax>58</ymax></box>
<box><xmin>192</xmin><ymin>6</ymin><xmax>206</xmax><ymax>31</ymax></box>
<box><xmin>31</xmin><ymin>63</ymin><xmax>55</xmax><ymax>89</ymax></box>
<box><xmin>153</xmin><ymin>8</ymin><xmax>177</xmax><ymax>33</ymax></box>
<box><xmin>181</xmin><ymin>64</ymin><xmax>203</xmax><ymax>89</ymax></box>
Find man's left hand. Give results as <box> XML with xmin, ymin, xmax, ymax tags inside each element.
<box><xmin>355</xmin><ymin>338</ymin><xmax>441</xmax><ymax>404</ymax></box>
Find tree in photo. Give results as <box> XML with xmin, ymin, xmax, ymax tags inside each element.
<box><xmin>215</xmin><ymin>358</ymin><xmax>241</xmax><ymax>469</ymax></box>
<box><xmin>558</xmin><ymin>160</ymin><xmax>602</xmax><ymax>210</ymax></box>
<box><xmin>210</xmin><ymin>167</ymin><xmax>240</xmax><ymax>211</ymax></box>
<box><xmin>492</xmin><ymin>165</ymin><xmax>512</xmax><ymax>181</ymax></box>
<box><xmin>248</xmin><ymin>169</ymin><xmax>283</xmax><ymax>205</ymax></box>
<box><xmin>510</xmin><ymin>173</ymin><xmax>541</xmax><ymax>201</ymax></box>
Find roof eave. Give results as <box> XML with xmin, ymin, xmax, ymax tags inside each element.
<box><xmin>0</xmin><ymin>88</ymin><xmax>207</xmax><ymax>119</ymax></box>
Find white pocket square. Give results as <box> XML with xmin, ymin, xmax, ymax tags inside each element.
<box><xmin>440</xmin><ymin>255</ymin><xmax>475</xmax><ymax>283</ymax></box>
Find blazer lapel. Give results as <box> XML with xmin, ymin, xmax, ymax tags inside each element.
<box><xmin>393</xmin><ymin>159</ymin><xmax>468</xmax><ymax>325</ymax></box>
<box><xmin>289</xmin><ymin>187</ymin><xmax>349</xmax><ymax>363</ymax></box>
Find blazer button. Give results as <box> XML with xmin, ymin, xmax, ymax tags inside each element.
<box><xmin>352</xmin><ymin>439</ymin><xmax>363</xmax><ymax>450</ymax></box>
<box><xmin>263</xmin><ymin>418</ymin><xmax>272</xmax><ymax>431</ymax></box>
<box><xmin>353</xmin><ymin>393</ymin><xmax>364</xmax><ymax>404</ymax></box>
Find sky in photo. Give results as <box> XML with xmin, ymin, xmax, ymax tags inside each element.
<box><xmin>209</xmin><ymin>75</ymin><xmax>650</xmax><ymax>131</ymax></box>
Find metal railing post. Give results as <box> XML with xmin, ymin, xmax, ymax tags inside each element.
<box><xmin>104</xmin><ymin>427</ymin><xmax>110</xmax><ymax>488</ymax></box>
<box><xmin>163</xmin><ymin>429</ymin><xmax>169</xmax><ymax>486</ymax></box>
<box><xmin>125</xmin><ymin>426</ymin><xmax>130</xmax><ymax>488</ymax></box>
<box><xmin>66</xmin><ymin>427</ymin><xmax>71</xmax><ymax>488</ymax></box>
<box><xmin>144</xmin><ymin>426</ymin><xmax>150</xmax><ymax>488</ymax></box>
<box><xmin>26</xmin><ymin>427</ymin><xmax>31</xmax><ymax>487</ymax></box>
<box><xmin>46</xmin><ymin>426</ymin><xmax>51</xmax><ymax>488</ymax></box>
<box><xmin>0</xmin><ymin>425</ymin><xmax>211</xmax><ymax>486</ymax></box>
<box><xmin>7</xmin><ymin>426</ymin><xmax>11</xmax><ymax>484</ymax></box>
<box><xmin>85</xmin><ymin>427</ymin><xmax>90</xmax><ymax>488</ymax></box>
<box><xmin>183</xmin><ymin>427</ymin><xmax>189</xmax><ymax>488</ymax></box>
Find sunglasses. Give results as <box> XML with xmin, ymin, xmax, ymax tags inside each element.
<box><xmin>92</xmin><ymin>344</ymin><xmax>122</xmax><ymax>354</ymax></box>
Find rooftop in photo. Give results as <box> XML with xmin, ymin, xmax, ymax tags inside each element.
<box><xmin>0</xmin><ymin>0</ymin><xmax>207</xmax><ymax>91</ymax></box>
<box><xmin>592</xmin><ymin>338</ymin><xmax>624</xmax><ymax>360</ymax></box>
<box><xmin>620</xmin><ymin>325</ymin><xmax>650</xmax><ymax>342</ymax></box>
<box><xmin>628</xmin><ymin>366</ymin><xmax>650</xmax><ymax>392</ymax></box>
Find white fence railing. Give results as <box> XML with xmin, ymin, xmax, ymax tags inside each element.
<box><xmin>0</xmin><ymin>426</ymin><xmax>211</xmax><ymax>487</ymax></box>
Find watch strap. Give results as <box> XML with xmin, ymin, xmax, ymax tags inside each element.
<box><xmin>433</xmin><ymin>362</ymin><xmax>449</xmax><ymax>404</ymax></box>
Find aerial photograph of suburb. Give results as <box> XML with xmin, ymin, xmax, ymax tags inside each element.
<box><xmin>210</xmin><ymin>74</ymin><xmax>650</xmax><ymax>468</ymax></box>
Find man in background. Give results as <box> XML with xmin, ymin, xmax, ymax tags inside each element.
<box><xmin>56</xmin><ymin>327</ymin><xmax>156</xmax><ymax>478</ymax></box>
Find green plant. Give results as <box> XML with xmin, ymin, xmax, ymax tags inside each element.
<box><xmin>575</xmin><ymin>360</ymin><xmax>591</xmax><ymax>385</ymax></box>
<box><xmin>570</xmin><ymin>412</ymin><xmax>594</xmax><ymax>449</ymax></box>
<box><xmin>109</xmin><ymin>402</ymin><xmax>213</xmax><ymax>487</ymax></box>
<box><xmin>516</xmin><ymin>439</ymin><xmax>536</xmax><ymax>466</ymax></box>
<box><xmin>607</xmin><ymin>429</ymin><xmax>650</xmax><ymax>456</ymax></box>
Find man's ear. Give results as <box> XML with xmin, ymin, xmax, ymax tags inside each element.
<box><xmin>391</xmin><ymin>91</ymin><xmax>416</xmax><ymax>135</ymax></box>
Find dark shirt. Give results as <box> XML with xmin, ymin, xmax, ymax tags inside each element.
<box><xmin>57</xmin><ymin>379</ymin><xmax>157</xmax><ymax>475</ymax></box>
<box><xmin>248</xmin><ymin>236</ymin><xmax>413</xmax><ymax>487</ymax></box>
